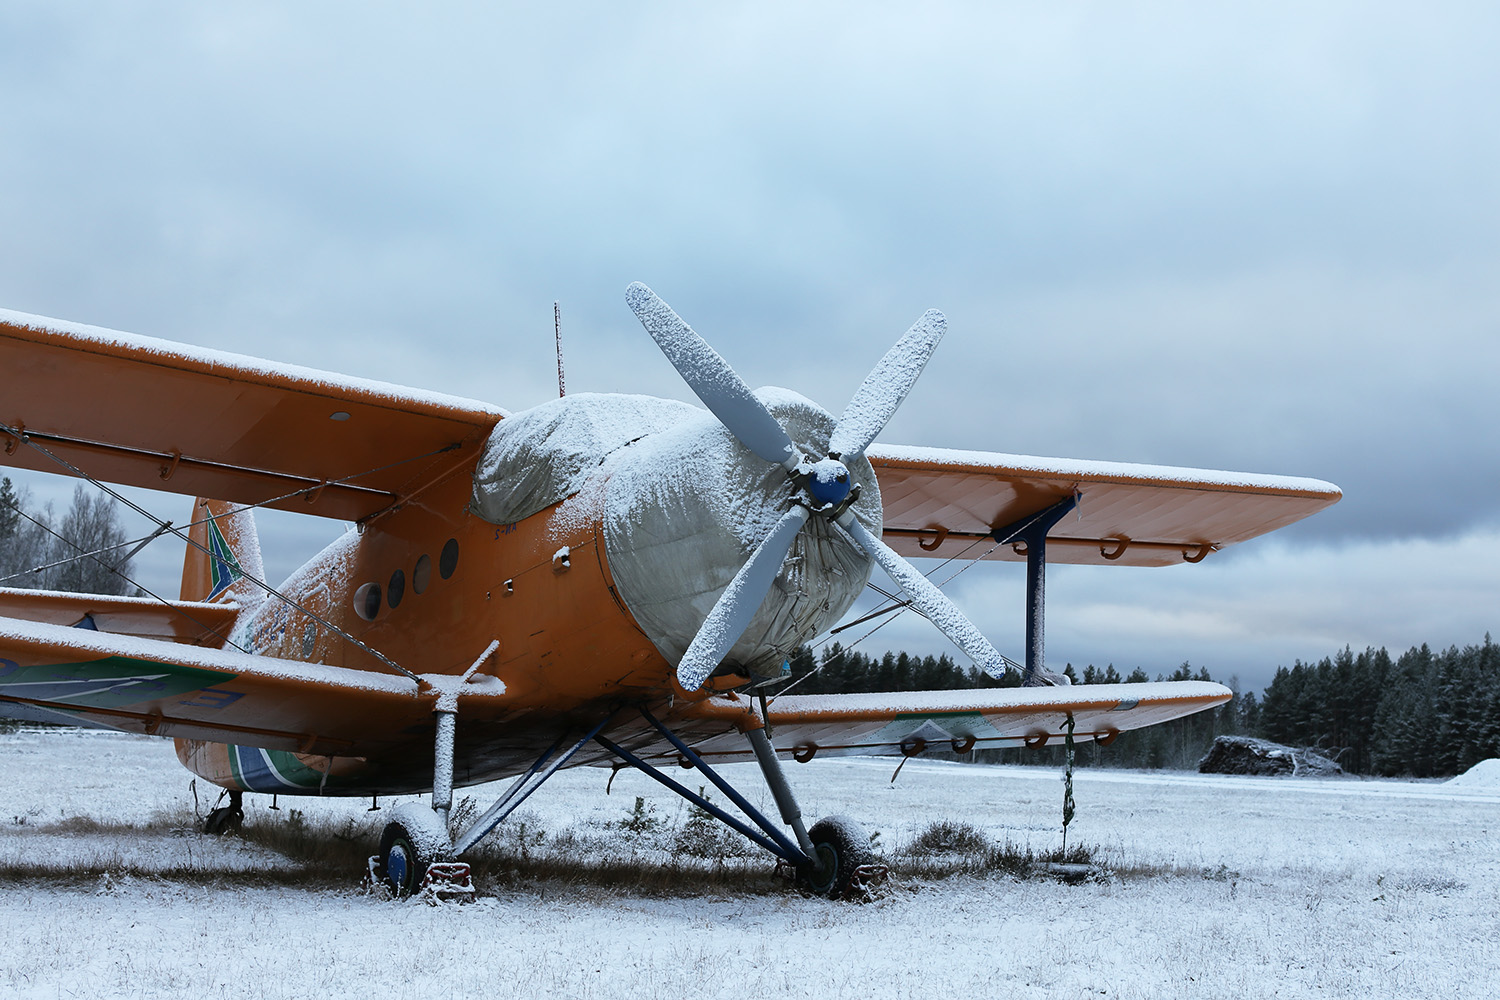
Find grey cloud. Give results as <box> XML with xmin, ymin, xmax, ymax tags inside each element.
<box><xmin>3</xmin><ymin>3</ymin><xmax>1499</xmax><ymax>652</ymax></box>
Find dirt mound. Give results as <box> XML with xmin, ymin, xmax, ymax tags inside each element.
<box><xmin>1197</xmin><ymin>736</ymin><xmax>1343</xmax><ymax>776</ymax></box>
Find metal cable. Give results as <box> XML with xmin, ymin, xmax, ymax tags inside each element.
<box><xmin>0</xmin><ymin>421</ymin><xmax>422</xmax><ymax>685</ymax></box>
<box><xmin>0</xmin><ymin>497</ymin><xmax>248</xmax><ymax>652</ymax></box>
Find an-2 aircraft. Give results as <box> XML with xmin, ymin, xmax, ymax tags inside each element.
<box><xmin>0</xmin><ymin>284</ymin><xmax>1340</xmax><ymax>898</ymax></box>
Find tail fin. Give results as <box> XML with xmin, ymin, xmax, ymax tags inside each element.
<box><xmin>180</xmin><ymin>499</ymin><xmax>266</xmax><ymax>606</ymax></box>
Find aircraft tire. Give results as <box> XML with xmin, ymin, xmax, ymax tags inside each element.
<box><xmin>798</xmin><ymin>816</ymin><xmax>874</xmax><ymax>900</ymax></box>
<box><xmin>202</xmin><ymin>805</ymin><xmax>243</xmax><ymax>836</ymax></box>
<box><xmin>377</xmin><ymin>804</ymin><xmax>453</xmax><ymax>897</ymax></box>
<box><xmin>378</xmin><ymin>820</ymin><xmax>428</xmax><ymax>897</ymax></box>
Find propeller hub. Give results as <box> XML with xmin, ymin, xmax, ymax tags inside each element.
<box><xmin>806</xmin><ymin>457</ymin><xmax>852</xmax><ymax>506</ymax></box>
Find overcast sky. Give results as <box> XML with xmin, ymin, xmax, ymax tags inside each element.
<box><xmin>3</xmin><ymin>3</ymin><xmax>1497</xmax><ymax>693</ymax></box>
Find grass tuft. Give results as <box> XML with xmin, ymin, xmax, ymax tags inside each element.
<box><xmin>235</xmin><ymin>808</ymin><xmax>372</xmax><ymax>872</ymax></box>
<box><xmin>907</xmin><ymin>819</ymin><xmax>990</xmax><ymax>857</ymax></box>
<box><xmin>888</xmin><ymin>818</ymin><xmax>1106</xmax><ymax>882</ymax></box>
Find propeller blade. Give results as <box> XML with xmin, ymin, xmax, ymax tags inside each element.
<box><xmin>677</xmin><ymin>505</ymin><xmax>812</xmax><ymax>690</ymax></box>
<box><xmin>627</xmin><ymin>282</ymin><xmax>803</xmax><ymax>471</ymax></box>
<box><xmin>836</xmin><ymin>512</ymin><xmax>1010</xmax><ymax>679</ymax></box>
<box><xmin>827</xmin><ymin>309</ymin><xmax>946</xmax><ymax>460</ymax></box>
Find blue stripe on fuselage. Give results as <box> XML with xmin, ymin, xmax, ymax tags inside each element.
<box><xmin>229</xmin><ymin>745</ymin><xmax>300</xmax><ymax>791</ymax></box>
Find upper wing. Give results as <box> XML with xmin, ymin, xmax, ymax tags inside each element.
<box><xmin>0</xmin><ymin>308</ymin><xmax>506</xmax><ymax>522</ymax></box>
<box><xmin>0</xmin><ymin>616</ymin><xmax>506</xmax><ymax>756</ymax></box>
<box><xmin>868</xmin><ymin>444</ymin><xmax>1341</xmax><ymax>567</ymax></box>
<box><xmin>649</xmin><ymin>681</ymin><xmax>1231</xmax><ymax>764</ymax></box>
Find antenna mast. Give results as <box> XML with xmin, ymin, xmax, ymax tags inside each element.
<box><xmin>553</xmin><ymin>301</ymin><xmax>566</xmax><ymax>397</ymax></box>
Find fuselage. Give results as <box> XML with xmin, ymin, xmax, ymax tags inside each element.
<box><xmin>176</xmin><ymin>391</ymin><xmax>879</xmax><ymax>794</ymax></box>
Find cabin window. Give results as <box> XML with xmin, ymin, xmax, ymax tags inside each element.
<box><xmin>388</xmin><ymin>569</ymin><xmax>406</xmax><ymax>609</ymax></box>
<box><xmin>353</xmin><ymin>582</ymin><xmax>381</xmax><ymax>621</ymax></box>
<box><xmin>440</xmin><ymin>538</ymin><xmax>459</xmax><ymax>579</ymax></box>
<box><xmin>413</xmin><ymin>554</ymin><xmax>432</xmax><ymax>594</ymax></box>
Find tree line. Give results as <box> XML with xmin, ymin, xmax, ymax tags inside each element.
<box><xmin>0</xmin><ymin>476</ymin><xmax>136</xmax><ymax>595</ymax></box>
<box><xmin>1256</xmin><ymin>640</ymin><xmax>1500</xmax><ymax>778</ymax></box>
<box><xmin>783</xmin><ymin>636</ymin><xmax>1498</xmax><ymax>777</ymax></box>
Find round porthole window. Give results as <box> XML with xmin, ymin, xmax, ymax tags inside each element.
<box><xmin>387</xmin><ymin>568</ymin><xmax>406</xmax><ymax>609</ymax></box>
<box><xmin>413</xmin><ymin>554</ymin><xmax>432</xmax><ymax>594</ymax></box>
<box><xmin>439</xmin><ymin>538</ymin><xmax>459</xmax><ymax>579</ymax></box>
<box><xmin>353</xmin><ymin>582</ymin><xmax>381</xmax><ymax>621</ymax></box>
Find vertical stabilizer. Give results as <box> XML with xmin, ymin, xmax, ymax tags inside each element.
<box><xmin>180</xmin><ymin>499</ymin><xmax>266</xmax><ymax>606</ymax></box>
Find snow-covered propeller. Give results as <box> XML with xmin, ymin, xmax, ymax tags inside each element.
<box><xmin>627</xmin><ymin>282</ymin><xmax>1013</xmax><ymax>691</ymax></box>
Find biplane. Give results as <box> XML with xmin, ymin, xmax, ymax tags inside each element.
<box><xmin>0</xmin><ymin>284</ymin><xmax>1340</xmax><ymax>898</ymax></box>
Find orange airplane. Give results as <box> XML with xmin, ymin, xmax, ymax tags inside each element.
<box><xmin>0</xmin><ymin>284</ymin><xmax>1339</xmax><ymax>898</ymax></box>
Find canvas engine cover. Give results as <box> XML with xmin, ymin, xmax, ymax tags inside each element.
<box><xmin>599</xmin><ymin>387</ymin><xmax>881</xmax><ymax>682</ymax></box>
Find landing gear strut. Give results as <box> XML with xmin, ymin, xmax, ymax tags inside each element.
<box><xmin>598</xmin><ymin>708</ymin><xmax>886</xmax><ymax>899</ymax></box>
<box><xmin>371</xmin><ymin>647</ymin><xmax>501</xmax><ymax>900</ymax></box>
<box><xmin>369</xmin><ymin>687</ymin><xmax>883</xmax><ymax>901</ymax></box>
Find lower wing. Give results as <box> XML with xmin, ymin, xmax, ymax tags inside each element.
<box><xmin>657</xmin><ymin>682</ymin><xmax>1231</xmax><ymax>763</ymax></box>
<box><xmin>0</xmin><ymin>616</ymin><xmax>505</xmax><ymax>757</ymax></box>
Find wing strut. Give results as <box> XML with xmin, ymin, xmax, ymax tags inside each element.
<box><xmin>990</xmin><ymin>493</ymin><xmax>1079</xmax><ymax>686</ymax></box>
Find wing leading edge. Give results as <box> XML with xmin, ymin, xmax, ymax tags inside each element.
<box><xmin>0</xmin><ymin>587</ymin><xmax>241</xmax><ymax>645</ymax></box>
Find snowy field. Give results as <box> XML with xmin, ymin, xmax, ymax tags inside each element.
<box><xmin>1</xmin><ymin>729</ymin><xmax>1497</xmax><ymax>999</ymax></box>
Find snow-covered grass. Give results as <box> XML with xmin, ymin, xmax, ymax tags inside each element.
<box><xmin>1</xmin><ymin>729</ymin><xmax>1496</xmax><ymax>998</ymax></box>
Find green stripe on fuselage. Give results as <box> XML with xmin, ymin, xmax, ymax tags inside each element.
<box><xmin>227</xmin><ymin>744</ymin><xmax>337</xmax><ymax>791</ymax></box>
<box><xmin>266</xmin><ymin>749</ymin><xmax>326</xmax><ymax>787</ymax></box>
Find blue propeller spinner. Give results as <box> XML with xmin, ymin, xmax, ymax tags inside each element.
<box><xmin>626</xmin><ymin>281</ymin><xmax>1014</xmax><ymax>692</ymax></box>
<box><xmin>805</xmin><ymin>457</ymin><xmax>852</xmax><ymax>506</ymax></box>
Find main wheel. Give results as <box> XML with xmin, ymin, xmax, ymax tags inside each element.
<box><xmin>376</xmin><ymin>804</ymin><xmax>453</xmax><ymax>897</ymax></box>
<box><xmin>378</xmin><ymin>821</ymin><xmax>427</xmax><ymax>897</ymax></box>
<box><xmin>797</xmin><ymin>816</ymin><xmax>875</xmax><ymax>900</ymax></box>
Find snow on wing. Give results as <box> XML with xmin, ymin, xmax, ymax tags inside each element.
<box><xmin>867</xmin><ymin>444</ymin><xmax>1341</xmax><ymax>567</ymax></box>
<box><xmin>0</xmin><ymin>588</ymin><xmax>242</xmax><ymax>645</ymax></box>
<box><xmin>0</xmin><ymin>308</ymin><xmax>505</xmax><ymax>521</ymax></box>
<box><xmin>661</xmin><ymin>682</ymin><xmax>1232</xmax><ymax>763</ymax></box>
<box><xmin>0</xmin><ymin>617</ymin><xmax>506</xmax><ymax>755</ymax></box>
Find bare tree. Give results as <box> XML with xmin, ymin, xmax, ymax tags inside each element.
<box><xmin>0</xmin><ymin>478</ymin><xmax>52</xmax><ymax>589</ymax></box>
<box><xmin>0</xmin><ymin>481</ymin><xmax>135</xmax><ymax>595</ymax></box>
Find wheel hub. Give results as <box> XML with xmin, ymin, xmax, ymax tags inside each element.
<box><xmin>803</xmin><ymin>842</ymin><xmax>839</xmax><ymax>894</ymax></box>
<box><xmin>386</xmin><ymin>843</ymin><xmax>409</xmax><ymax>888</ymax></box>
